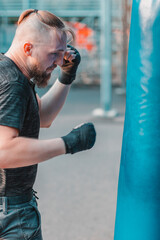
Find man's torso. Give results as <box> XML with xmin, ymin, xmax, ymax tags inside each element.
<box><xmin>0</xmin><ymin>53</ymin><xmax>40</xmax><ymax>196</ymax></box>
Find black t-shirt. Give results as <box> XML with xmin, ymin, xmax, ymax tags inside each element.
<box><xmin>0</xmin><ymin>53</ymin><xmax>40</xmax><ymax>196</ymax></box>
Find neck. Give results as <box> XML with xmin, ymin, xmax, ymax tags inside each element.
<box><xmin>5</xmin><ymin>46</ymin><xmax>31</xmax><ymax>80</ymax></box>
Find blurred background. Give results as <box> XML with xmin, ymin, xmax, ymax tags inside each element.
<box><xmin>0</xmin><ymin>1</ymin><xmax>132</xmax><ymax>239</ymax></box>
<box><xmin>0</xmin><ymin>0</ymin><xmax>132</xmax><ymax>88</ymax></box>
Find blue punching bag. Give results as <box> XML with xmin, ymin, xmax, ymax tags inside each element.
<box><xmin>114</xmin><ymin>1</ymin><xmax>160</xmax><ymax>239</ymax></box>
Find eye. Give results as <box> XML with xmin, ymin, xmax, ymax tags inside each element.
<box><xmin>51</xmin><ymin>53</ymin><xmax>57</xmax><ymax>57</ymax></box>
<box><xmin>48</xmin><ymin>53</ymin><xmax>57</xmax><ymax>61</ymax></box>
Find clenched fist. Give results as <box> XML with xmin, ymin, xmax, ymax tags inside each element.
<box><xmin>62</xmin><ymin>123</ymin><xmax>96</xmax><ymax>154</ymax></box>
<box><xmin>58</xmin><ymin>45</ymin><xmax>81</xmax><ymax>85</ymax></box>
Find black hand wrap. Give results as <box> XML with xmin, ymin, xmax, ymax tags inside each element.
<box><xmin>62</xmin><ymin>123</ymin><xmax>96</xmax><ymax>154</ymax></box>
<box><xmin>59</xmin><ymin>45</ymin><xmax>81</xmax><ymax>85</ymax></box>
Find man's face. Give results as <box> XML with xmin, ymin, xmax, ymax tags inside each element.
<box><xmin>28</xmin><ymin>29</ymin><xmax>67</xmax><ymax>88</ymax></box>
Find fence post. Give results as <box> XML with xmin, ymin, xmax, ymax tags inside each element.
<box><xmin>100</xmin><ymin>0</ymin><xmax>112</xmax><ymax>111</ymax></box>
<box><xmin>22</xmin><ymin>0</ymin><xmax>30</xmax><ymax>9</ymax></box>
<box><xmin>93</xmin><ymin>0</ymin><xmax>117</xmax><ymax>117</ymax></box>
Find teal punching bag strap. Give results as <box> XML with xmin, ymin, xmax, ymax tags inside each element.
<box><xmin>114</xmin><ymin>1</ymin><xmax>160</xmax><ymax>240</ymax></box>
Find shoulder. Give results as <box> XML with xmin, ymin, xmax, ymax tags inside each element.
<box><xmin>0</xmin><ymin>54</ymin><xmax>30</xmax><ymax>94</ymax></box>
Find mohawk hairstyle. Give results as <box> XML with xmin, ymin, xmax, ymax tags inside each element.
<box><xmin>17</xmin><ymin>9</ymin><xmax>75</xmax><ymax>42</ymax></box>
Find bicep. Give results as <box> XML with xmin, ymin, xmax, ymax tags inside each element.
<box><xmin>0</xmin><ymin>125</ymin><xmax>19</xmax><ymax>148</ymax></box>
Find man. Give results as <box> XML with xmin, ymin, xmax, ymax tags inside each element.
<box><xmin>0</xmin><ymin>9</ymin><xmax>96</xmax><ymax>240</ymax></box>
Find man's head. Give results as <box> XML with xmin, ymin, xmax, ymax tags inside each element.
<box><xmin>12</xmin><ymin>9</ymin><xmax>75</xmax><ymax>87</ymax></box>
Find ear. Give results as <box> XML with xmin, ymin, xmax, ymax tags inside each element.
<box><xmin>23</xmin><ymin>42</ymin><xmax>32</xmax><ymax>56</ymax></box>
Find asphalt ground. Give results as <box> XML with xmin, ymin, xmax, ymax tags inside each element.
<box><xmin>35</xmin><ymin>85</ymin><xmax>126</xmax><ymax>240</ymax></box>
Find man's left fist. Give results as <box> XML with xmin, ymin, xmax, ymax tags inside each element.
<box><xmin>61</xmin><ymin>123</ymin><xmax>96</xmax><ymax>154</ymax></box>
<box><xmin>58</xmin><ymin>45</ymin><xmax>81</xmax><ymax>85</ymax></box>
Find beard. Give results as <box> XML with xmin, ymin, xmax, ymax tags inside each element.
<box><xmin>28</xmin><ymin>64</ymin><xmax>51</xmax><ymax>88</ymax></box>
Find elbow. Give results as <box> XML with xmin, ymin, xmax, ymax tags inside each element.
<box><xmin>40</xmin><ymin>114</ymin><xmax>56</xmax><ymax>129</ymax></box>
<box><xmin>40</xmin><ymin>122</ymin><xmax>52</xmax><ymax>128</ymax></box>
<box><xmin>45</xmin><ymin>123</ymin><xmax>51</xmax><ymax>128</ymax></box>
<box><xmin>40</xmin><ymin>117</ymin><xmax>52</xmax><ymax>128</ymax></box>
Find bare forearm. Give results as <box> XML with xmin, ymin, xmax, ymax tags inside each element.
<box><xmin>40</xmin><ymin>80</ymin><xmax>71</xmax><ymax>127</ymax></box>
<box><xmin>0</xmin><ymin>137</ymin><xmax>65</xmax><ymax>168</ymax></box>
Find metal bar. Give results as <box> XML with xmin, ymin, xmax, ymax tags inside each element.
<box><xmin>22</xmin><ymin>0</ymin><xmax>30</xmax><ymax>10</ymax></box>
<box><xmin>121</xmin><ymin>0</ymin><xmax>128</xmax><ymax>89</ymax></box>
<box><xmin>38</xmin><ymin>0</ymin><xmax>44</xmax><ymax>10</ymax></box>
<box><xmin>0</xmin><ymin>10</ymin><xmax>101</xmax><ymax>17</ymax></box>
<box><xmin>100</xmin><ymin>0</ymin><xmax>112</xmax><ymax>111</ymax></box>
<box><xmin>2</xmin><ymin>17</ymin><xmax>8</xmax><ymax>51</ymax></box>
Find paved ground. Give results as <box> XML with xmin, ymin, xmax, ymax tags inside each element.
<box><xmin>35</xmin><ymin>86</ymin><xmax>126</xmax><ymax>240</ymax></box>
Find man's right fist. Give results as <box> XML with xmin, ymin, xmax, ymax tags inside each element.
<box><xmin>58</xmin><ymin>45</ymin><xmax>81</xmax><ymax>85</ymax></box>
<box><xmin>61</xmin><ymin>123</ymin><xmax>96</xmax><ymax>154</ymax></box>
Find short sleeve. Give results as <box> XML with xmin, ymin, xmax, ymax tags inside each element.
<box><xmin>0</xmin><ymin>80</ymin><xmax>29</xmax><ymax>131</ymax></box>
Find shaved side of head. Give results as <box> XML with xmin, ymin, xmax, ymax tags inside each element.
<box><xmin>14</xmin><ymin>9</ymin><xmax>75</xmax><ymax>46</ymax></box>
<box><xmin>14</xmin><ymin>16</ymin><xmax>50</xmax><ymax>45</ymax></box>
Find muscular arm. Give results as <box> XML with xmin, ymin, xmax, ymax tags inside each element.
<box><xmin>37</xmin><ymin>45</ymin><xmax>80</xmax><ymax>128</ymax></box>
<box><xmin>38</xmin><ymin>79</ymin><xmax>71</xmax><ymax>128</ymax></box>
<box><xmin>0</xmin><ymin>125</ymin><xmax>66</xmax><ymax>168</ymax></box>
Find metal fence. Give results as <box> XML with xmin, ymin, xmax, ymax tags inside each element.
<box><xmin>0</xmin><ymin>0</ymin><xmax>132</xmax><ymax>87</ymax></box>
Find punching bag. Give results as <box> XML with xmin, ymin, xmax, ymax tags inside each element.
<box><xmin>114</xmin><ymin>1</ymin><xmax>160</xmax><ymax>239</ymax></box>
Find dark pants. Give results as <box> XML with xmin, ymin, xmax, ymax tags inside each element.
<box><xmin>0</xmin><ymin>194</ymin><xmax>43</xmax><ymax>240</ymax></box>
